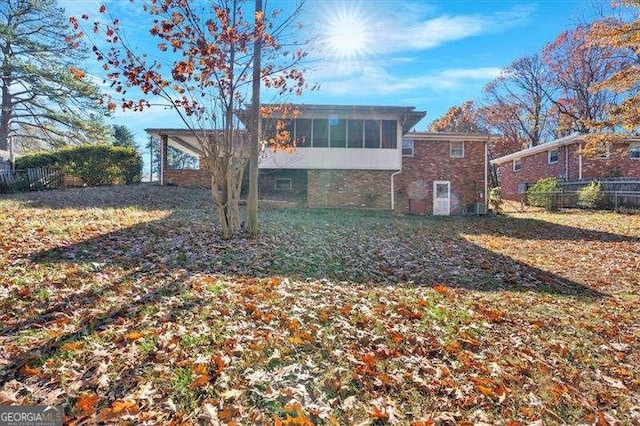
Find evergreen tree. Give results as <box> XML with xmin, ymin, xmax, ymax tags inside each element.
<box><xmin>112</xmin><ymin>124</ymin><xmax>137</xmax><ymax>149</ymax></box>
<box><xmin>0</xmin><ymin>0</ymin><xmax>109</xmax><ymax>151</ymax></box>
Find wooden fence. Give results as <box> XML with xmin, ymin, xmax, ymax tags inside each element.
<box><xmin>0</xmin><ymin>168</ymin><xmax>64</xmax><ymax>194</ymax></box>
<box><xmin>525</xmin><ymin>179</ymin><xmax>640</xmax><ymax>211</ymax></box>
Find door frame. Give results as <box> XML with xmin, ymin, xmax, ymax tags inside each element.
<box><xmin>433</xmin><ymin>180</ymin><xmax>451</xmax><ymax>216</ymax></box>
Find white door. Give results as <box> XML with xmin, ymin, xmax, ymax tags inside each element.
<box><xmin>433</xmin><ymin>181</ymin><xmax>451</xmax><ymax>215</ymax></box>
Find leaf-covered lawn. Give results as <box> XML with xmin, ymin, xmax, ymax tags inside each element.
<box><xmin>1</xmin><ymin>185</ymin><xmax>638</xmax><ymax>424</ymax></box>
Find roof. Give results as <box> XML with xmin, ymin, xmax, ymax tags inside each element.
<box><xmin>145</xmin><ymin>128</ymin><xmax>250</xmax><ymax>157</ymax></box>
<box><xmin>491</xmin><ymin>133</ymin><xmax>640</xmax><ymax>165</ymax></box>
<box><xmin>406</xmin><ymin>132</ymin><xmax>492</xmax><ymax>142</ymax></box>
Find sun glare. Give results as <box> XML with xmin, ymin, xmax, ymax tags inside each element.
<box><xmin>323</xmin><ymin>5</ymin><xmax>371</xmax><ymax>59</ymax></box>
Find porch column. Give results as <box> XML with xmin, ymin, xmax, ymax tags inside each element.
<box><xmin>160</xmin><ymin>134</ymin><xmax>168</xmax><ymax>186</ymax></box>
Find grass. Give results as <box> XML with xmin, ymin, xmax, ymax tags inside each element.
<box><xmin>0</xmin><ymin>185</ymin><xmax>638</xmax><ymax>424</ymax></box>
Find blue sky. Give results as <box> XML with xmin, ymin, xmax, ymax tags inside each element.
<box><xmin>59</xmin><ymin>0</ymin><xmax>606</xmax><ymax>164</ymax></box>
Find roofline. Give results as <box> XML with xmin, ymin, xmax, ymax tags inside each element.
<box><xmin>491</xmin><ymin>134</ymin><xmax>584</xmax><ymax>165</ymax></box>
<box><xmin>406</xmin><ymin>132</ymin><xmax>493</xmax><ymax>142</ymax></box>
<box><xmin>491</xmin><ymin>133</ymin><xmax>640</xmax><ymax>165</ymax></box>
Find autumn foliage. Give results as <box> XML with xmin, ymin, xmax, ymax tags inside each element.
<box><xmin>71</xmin><ymin>0</ymin><xmax>312</xmax><ymax>238</ymax></box>
<box><xmin>1</xmin><ymin>186</ymin><xmax>639</xmax><ymax>424</ymax></box>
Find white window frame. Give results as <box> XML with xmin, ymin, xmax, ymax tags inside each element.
<box><xmin>513</xmin><ymin>158</ymin><xmax>522</xmax><ymax>172</ymax></box>
<box><xmin>548</xmin><ymin>149</ymin><xmax>559</xmax><ymax>164</ymax></box>
<box><xmin>630</xmin><ymin>142</ymin><xmax>640</xmax><ymax>160</ymax></box>
<box><xmin>274</xmin><ymin>177</ymin><xmax>292</xmax><ymax>191</ymax></box>
<box><xmin>402</xmin><ymin>140</ymin><xmax>414</xmax><ymax>157</ymax></box>
<box><xmin>450</xmin><ymin>141</ymin><xmax>464</xmax><ymax>158</ymax></box>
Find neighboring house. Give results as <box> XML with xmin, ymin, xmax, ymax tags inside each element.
<box><xmin>491</xmin><ymin>134</ymin><xmax>640</xmax><ymax>201</ymax></box>
<box><xmin>147</xmin><ymin>104</ymin><xmax>491</xmax><ymax>215</ymax></box>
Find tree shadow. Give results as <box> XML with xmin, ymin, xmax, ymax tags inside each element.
<box><xmin>3</xmin><ymin>188</ymin><xmax>624</xmax><ymax>412</ymax></box>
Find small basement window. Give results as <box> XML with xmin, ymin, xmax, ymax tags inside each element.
<box><xmin>450</xmin><ymin>141</ymin><xmax>464</xmax><ymax>158</ymax></box>
<box><xmin>630</xmin><ymin>142</ymin><xmax>640</xmax><ymax>159</ymax></box>
<box><xmin>402</xmin><ymin>140</ymin><xmax>414</xmax><ymax>157</ymax></box>
<box><xmin>513</xmin><ymin>159</ymin><xmax>522</xmax><ymax>172</ymax></box>
<box><xmin>274</xmin><ymin>178</ymin><xmax>292</xmax><ymax>191</ymax></box>
<box><xmin>548</xmin><ymin>149</ymin><xmax>559</xmax><ymax>164</ymax></box>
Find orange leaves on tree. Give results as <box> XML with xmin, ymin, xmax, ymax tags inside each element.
<box><xmin>69</xmin><ymin>66</ymin><xmax>85</xmax><ymax>79</ymax></box>
<box><xmin>76</xmin><ymin>393</ymin><xmax>99</xmax><ymax>416</ymax></box>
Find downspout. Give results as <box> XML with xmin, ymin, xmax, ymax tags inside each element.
<box><xmin>565</xmin><ymin>144</ymin><xmax>569</xmax><ymax>180</ymax></box>
<box><xmin>484</xmin><ymin>137</ymin><xmax>489</xmax><ymax>210</ymax></box>
<box><xmin>578</xmin><ymin>142</ymin><xmax>583</xmax><ymax>180</ymax></box>
<box><xmin>391</xmin><ymin>170</ymin><xmax>401</xmax><ymax>210</ymax></box>
<box><xmin>391</xmin><ymin>120</ymin><xmax>405</xmax><ymax>210</ymax></box>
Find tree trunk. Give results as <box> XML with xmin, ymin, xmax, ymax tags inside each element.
<box><xmin>247</xmin><ymin>0</ymin><xmax>263</xmax><ymax>237</ymax></box>
<box><xmin>1</xmin><ymin>51</ymin><xmax>12</xmax><ymax>152</ymax></box>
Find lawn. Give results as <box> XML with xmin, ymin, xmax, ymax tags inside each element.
<box><xmin>0</xmin><ymin>185</ymin><xmax>638</xmax><ymax>424</ymax></box>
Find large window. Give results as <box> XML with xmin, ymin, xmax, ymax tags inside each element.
<box><xmin>261</xmin><ymin>117</ymin><xmax>398</xmax><ymax>149</ymax></box>
<box><xmin>381</xmin><ymin>120</ymin><xmax>397</xmax><ymax>149</ymax></box>
<box><xmin>329</xmin><ymin>118</ymin><xmax>347</xmax><ymax>148</ymax></box>
<box><xmin>630</xmin><ymin>142</ymin><xmax>640</xmax><ymax>159</ymax></box>
<box><xmin>295</xmin><ymin>119</ymin><xmax>312</xmax><ymax>147</ymax></box>
<box><xmin>347</xmin><ymin>119</ymin><xmax>364</xmax><ymax>148</ymax></box>
<box><xmin>312</xmin><ymin>119</ymin><xmax>329</xmax><ymax>147</ymax></box>
<box><xmin>364</xmin><ymin>120</ymin><xmax>381</xmax><ymax>148</ymax></box>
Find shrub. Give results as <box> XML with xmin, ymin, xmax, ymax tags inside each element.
<box><xmin>527</xmin><ymin>177</ymin><xmax>559</xmax><ymax>209</ymax></box>
<box><xmin>489</xmin><ymin>186</ymin><xmax>503</xmax><ymax>214</ymax></box>
<box><xmin>15</xmin><ymin>145</ymin><xmax>142</xmax><ymax>186</ymax></box>
<box><xmin>578</xmin><ymin>182</ymin><xmax>606</xmax><ymax>209</ymax></box>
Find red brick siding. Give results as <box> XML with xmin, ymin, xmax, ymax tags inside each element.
<box><xmin>396</xmin><ymin>140</ymin><xmax>487</xmax><ymax>215</ymax></box>
<box><xmin>307</xmin><ymin>169</ymin><xmax>391</xmax><ymax>209</ymax></box>
<box><xmin>498</xmin><ymin>142</ymin><xmax>640</xmax><ymax>201</ymax></box>
<box><xmin>165</xmin><ymin>169</ymin><xmax>211</xmax><ymax>187</ymax></box>
<box><xmin>581</xmin><ymin>143</ymin><xmax>640</xmax><ymax>179</ymax></box>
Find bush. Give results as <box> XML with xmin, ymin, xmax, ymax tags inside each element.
<box><xmin>15</xmin><ymin>145</ymin><xmax>142</xmax><ymax>186</ymax></box>
<box><xmin>578</xmin><ymin>182</ymin><xmax>606</xmax><ymax>209</ymax></box>
<box><xmin>527</xmin><ymin>177</ymin><xmax>559</xmax><ymax>209</ymax></box>
<box><xmin>489</xmin><ymin>186</ymin><xmax>503</xmax><ymax>214</ymax></box>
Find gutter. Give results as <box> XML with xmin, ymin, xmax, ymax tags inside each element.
<box><xmin>578</xmin><ymin>142</ymin><xmax>583</xmax><ymax>180</ymax></box>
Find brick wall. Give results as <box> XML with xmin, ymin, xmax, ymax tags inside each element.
<box><xmin>395</xmin><ymin>139</ymin><xmax>487</xmax><ymax>215</ymax></box>
<box><xmin>307</xmin><ymin>169</ymin><xmax>392</xmax><ymax>209</ymax></box>
<box><xmin>165</xmin><ymin>169</ymin><xmax>211</xmax><ymax>187</ymax></box>
<box><xmin>498</xmin><ymin>141</ymin><xmax>640</xmax><ymax>201</ymax></box>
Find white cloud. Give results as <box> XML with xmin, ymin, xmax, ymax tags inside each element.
<box><xmin>314</xmin><ymin>66</ymin><xmax>501</xmax><ymax>97</ymax></box>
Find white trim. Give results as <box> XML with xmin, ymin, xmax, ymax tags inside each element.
<box><xmin>492</xmin><ymin>134</ymin><xmax>582</xmax><ymax>165</ymax></box>
<box><xmin>513</xmin><ymin>158</ymin><xmax>522</xmax><ymax>172</ymax></box>
<box><xmin>401</xmin><ymin>139</ymin><xmax>414</xmax><ymax>157</ymax></box>
<box><xmin>548</xmin><ymin>149</ymin><xmax>559</xmax><ymax>164</ymax></box>
<box><xmin>274</xmin><ymin>177</ymin><xmax>292</xmax><ymax>190</ymax></box>
<box><xmin>450</xmin><ymin>141</ymin><xmax>464</xmax><ymax>158</ymax></box>
<box><xmin>433</xmin><ymin>181</ymin><xmax>451</xmax><ymax>216</ymax></box>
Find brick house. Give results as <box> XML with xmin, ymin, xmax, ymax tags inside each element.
<box><xmin>491</xmin><ymin>134</ymin><xmax>640</xmax><ymax>201</ymax></box>
<box><xmin>147</xmin><ymin>104</ymin><xmax>491</xmax><ymax>215</ymax></box>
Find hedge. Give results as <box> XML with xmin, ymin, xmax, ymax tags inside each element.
<box><xmin>15</xmin><ymin>145</ymin><xmax>142</xmax><ymax>186</ymax></box>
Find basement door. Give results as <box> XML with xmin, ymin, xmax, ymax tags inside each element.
<box><xmin>433</xmin><ymin>181</ymin><xmax>451</xmax><ymax>216</ymax></box>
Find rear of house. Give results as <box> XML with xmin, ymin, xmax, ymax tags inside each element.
<box><xmin>147</xmin><ymin>104</ymin><xmax>490</xmax><ymax>215</ymax></box>
<box><xmin>492</xmin><ymin>134</ymin><xmax>640</xmax><ymax>201</ymax></box>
